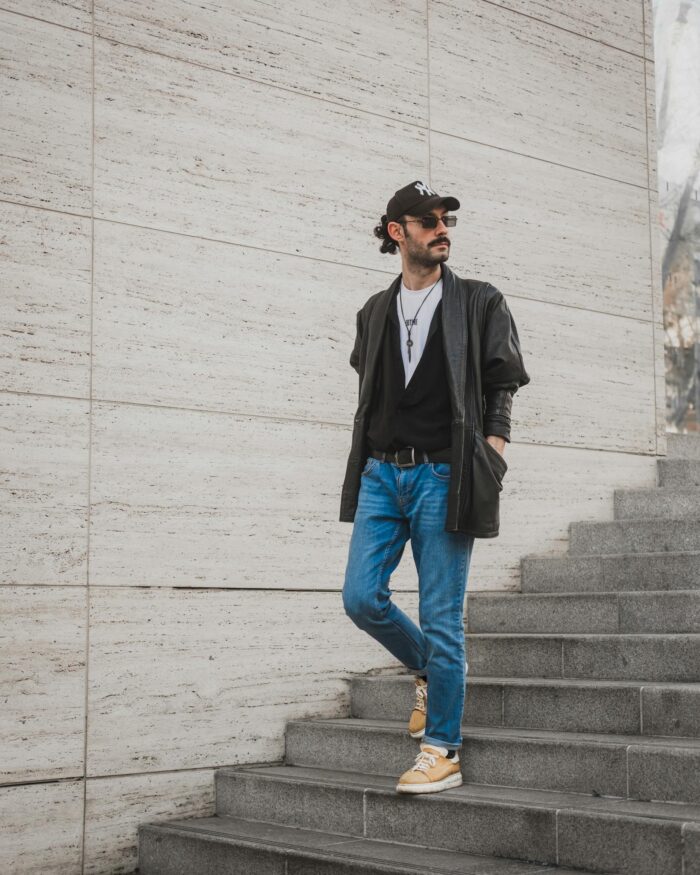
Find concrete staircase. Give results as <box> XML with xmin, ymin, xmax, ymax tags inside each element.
<box><xmin>138</xmin><ymin>434</ymin><xmax>700</xmax><ymax>875</ymax></box>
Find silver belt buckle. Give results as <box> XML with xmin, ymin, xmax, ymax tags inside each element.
<box><xmin>394</xmin><ymin>446</ymin><xmax>416</xmax><ymax>468</ymax></box>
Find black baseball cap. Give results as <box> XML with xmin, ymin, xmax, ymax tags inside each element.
<box><xmin>386</xmin><ymin>180</ymin><xmax>460</xmax><ymax>223</ymax></box>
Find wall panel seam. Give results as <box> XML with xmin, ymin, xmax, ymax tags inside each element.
<box><xmin>0</xmin><ymin>3</ymin><xmax>650</xmax><ymax>63</ymax></box>
<box><xmin>79</xmin><ymin>3</ymin><xmax>96</xmax><ymax>872</ymax></box>
<box><xmin>0</xmin><ymin>196</ymin><xmax>665</xmax><ymax>328</ymax></box>
<box><xmin>95</xmin><ymin>31</ymin><xmax>652</xmax><ymax>192</ymax></box>
<box><xmin>476</xmin><ymin>0</ymin><xmax>648</xmax><ymax>60</ymax></box>
<box><xmin>430</xmin><ymin>127</ymin><xmax>650</xmax><ymax>192</ymax></box>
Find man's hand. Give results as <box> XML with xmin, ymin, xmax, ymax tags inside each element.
<box><xmin>485</xmin><ymin>435</ymin><xmax>506</xmax><ymax>457</ymax></box>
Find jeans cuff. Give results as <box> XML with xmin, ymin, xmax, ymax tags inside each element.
<box><xmin>422</xmin><ymin>735</ymin><xmax>461</xmax><ymax>751</ymax></box>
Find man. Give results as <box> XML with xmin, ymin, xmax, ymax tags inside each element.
<box><xmin>339</xmin><ymin>180</ymin><xmax>530</xmax><ymax>794</ymax></box>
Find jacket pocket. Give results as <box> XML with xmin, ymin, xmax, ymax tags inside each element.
<box><xmin>478</xmin><ymin>431</ymin><xmax>508</xmax><ymax>483</ymax></box>
<box><xmin>468</xmin><ymin>431</ymin><xmax>506</xmax><ymax>536</ymax></box>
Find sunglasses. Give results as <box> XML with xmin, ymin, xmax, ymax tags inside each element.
<box><xmin>400</xmin><ymin>214</ymin><xmax>458</xmax><ymax>229</ymax></box>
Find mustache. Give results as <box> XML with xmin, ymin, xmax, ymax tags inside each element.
<box><xmin>431</xmin><ymin>238</ymin><xmax>450</xmax><ymax>247</ymax></box>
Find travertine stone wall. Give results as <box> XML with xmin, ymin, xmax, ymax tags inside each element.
<box><xmin>0</xmin><ymin>0</ymin><xmax>662</xmax><ymax>870</ymax></box>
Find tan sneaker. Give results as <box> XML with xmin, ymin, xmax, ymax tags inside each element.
<box><xmin>408</xmin><ymin>676</ymin><xmax>427</xmax><ymax>738</ymax></box>
<box><xmin>396</xmin><ymin>743</ymin><xmax>462</xmax><ymax>794</ymax></box>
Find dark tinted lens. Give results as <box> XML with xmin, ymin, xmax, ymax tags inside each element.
<box><xmin>420</xmin><ymin>215</ymin><xmax>457</xmax><ymax>228</ymax></box>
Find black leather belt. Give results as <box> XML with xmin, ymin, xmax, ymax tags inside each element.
<box><xmin>369</xmin><ymin>446</ymin><xmax>452</xmax><ymax>467</ymax></box>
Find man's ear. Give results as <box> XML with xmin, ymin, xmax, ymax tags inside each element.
<box><xmin>387</xmin><ymin>220</ymin><xmax>404</xmax><ymax>245</ymax></box>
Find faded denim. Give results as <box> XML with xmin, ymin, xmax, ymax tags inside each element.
<box><xmin>342</xmin><ymin>454</ymin><xmax>475</xmax><ymax>750</ymax></box>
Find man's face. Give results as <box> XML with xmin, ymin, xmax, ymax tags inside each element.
<box><xmin>390</xmin><ymin>207</ymin><xmax>452</xmax><ymax>268</ymax></box>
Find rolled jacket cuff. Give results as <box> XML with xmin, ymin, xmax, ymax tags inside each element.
<box><xmin>483</xmin><ymin>422</ymin><xmax>511</xmax><ymax>443</ymax></box>
<box><xmin>483</xmin><ymin>389</ymin><xmax>513</xmax><ymax>442</ymax></box>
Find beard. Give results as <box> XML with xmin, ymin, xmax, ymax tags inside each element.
<box><xmin>403</xmin><ymin>233</ymin><xmax>450</xmax><ymax>269</ymax></box>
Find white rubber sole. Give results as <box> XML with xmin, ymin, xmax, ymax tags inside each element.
<box><xmin>395</xmin><ymin>770</ymin><xmax>463</xmax><ymax>794</ymax></box>
<box><xmin>409</xmin><ymin>727</ymin><xmax>425</xmax><ymax>738</ymax></box>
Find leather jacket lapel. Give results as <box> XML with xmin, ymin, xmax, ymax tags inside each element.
<box><xmin>358</xmin><ymin>275</ymin><xmax>399</xmax><ymax>413</ymax></box>
<box><xmin>440</xmin><ymin>264</ymin><xmax>468</xmax><ymax>425</ymax></box>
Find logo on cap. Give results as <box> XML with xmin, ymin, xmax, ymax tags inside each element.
<box><xmin>414</xmin><ymin>181</ymin><xmax>436</xmax><ymax>197</ymax></box>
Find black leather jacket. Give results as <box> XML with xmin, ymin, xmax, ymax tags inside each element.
<box><xmin>339</xmin><ymin>263</ymin><xmax>530</xmax><ymax>537</ymax></box>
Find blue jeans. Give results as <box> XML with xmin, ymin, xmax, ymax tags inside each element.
<box><xmin>342</xmin><ymin>454</ymin><xmax>475</xmax><ymax>750</ymax></box>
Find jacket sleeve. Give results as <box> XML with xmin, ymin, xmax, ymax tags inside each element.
<box><xmin>349</xmin><ymin>308</ymin><xmax>363</xmax><ymax>374</ymax></box>
<box><xmin>481</xmin><ymin>287</ymin><xmax>530</xmax><ymax>442</ymax></box>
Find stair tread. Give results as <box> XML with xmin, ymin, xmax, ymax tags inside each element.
<box><xmin>222</xmin><ymin>763</ymin><xmax>700</xmax><ymax>823</ymax></box>
<box><xmin>524</xmin><ymin>549</ymin><xmax>700</xmax><ymax>558</ymax></box>
<box><xmin>290</xmin><ymin>716</ymin><xmax>700</xmax><ymax>751</ymax></box>
<box><xmin>358</xmin><ymin>674</ymin><xmax>700</xmax><ymax>690</ymax></box>
<box><xmin>468</xmin><ymin>589</ymin><xmax>700</xmax><ymax>599</ymax></box>
<box><xmin>465</xmin><ymin>631</ymin><xmax>700</xmax><ymax>638</ymax></box>
<box><xmin>572</xmin><ymin>517</ymin><xmax>700</xmax><ymax>527</ymax></box>
<box><xmin>142</xmin><ymin>813</ymin><xmax>606</xmax><ymax>874</ymax></box>
<box><xmin>615</xmin><ymin>486</ymin><xmax>700</xmax><ymax>493</ymax></box>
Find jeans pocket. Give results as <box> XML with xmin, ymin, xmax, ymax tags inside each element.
<box><xmin>429</xmin><ymin>461</ymin><xmax>451</xmax><ymax>481</ymax></box>
<box><xmin>361</xmin><ymin>456</ymin><xmax>379</xmax><ymax>476</ymax></box>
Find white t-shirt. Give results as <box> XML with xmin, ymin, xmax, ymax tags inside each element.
<box><xmin>396</xmin><ymin>278</ymin><xmax>443</xmax><ymax>387</ymax></box>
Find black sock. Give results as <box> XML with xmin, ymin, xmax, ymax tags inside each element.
<box><xmin>417</xmin><ymin>674</ymin><xmax>427</xmax><ymax>681</ymax></box>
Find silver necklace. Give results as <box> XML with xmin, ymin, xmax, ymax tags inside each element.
<box><xmin>398</xmin><ymin>276</ymin><xmax>440</xmax><ymax>362</ymax></box>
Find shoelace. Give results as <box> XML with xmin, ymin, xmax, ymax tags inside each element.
<box><xmin>410</xmin><ymin>750</ymin><xmax>437</xmax><ymax>772</ymax></box>
<box><xmin>414</xmin><ymin>684</ymin><xmax>427</xmax><ymax>713</ymax></box>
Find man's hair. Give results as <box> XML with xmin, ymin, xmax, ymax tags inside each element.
<box><xmin>373</xmin><ymin>213</ymin><xmax>402</xmax><ymax>254</ymax></box>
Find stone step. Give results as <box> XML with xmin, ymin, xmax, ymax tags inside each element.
<box><xmin>614</xmin><ymin>486</ymin><xmax>700</xmax><ymax>520</ymax></box>
<box><xmin>466</xmin><ymin>589</ymin><xmax>700</xmax><ymax>634</ymax></box>
<box><xmin>214</xmin><ymin>763</ymin><xmax>700</xmax><ymax>875</ymax></box>
<box><xmin>657</xmin><ymin>458</ymin><xmax>700</xmax><ymax>487</ymax></box>
<box><xmin>569</xmin><ymin>518</ymin><xmax>700</xmax><ymax>554</ymax></box>
<box><xmin>520</xmin><ymin>551</ymin><xmax>700</xmax><ymax>593</ymax></box>
<box><xmin>465</xmin><ymin>632</ymin><xmax>700</xmax><ymax>682</ymax></box>
<box><xmin>285</xmin><ymin>718</ymin><xmax>700</xmax><ymax>805</ymax></box>
<box><xmin>666</xmin><ymin>433</ymin><xmax>700</xmax><ymax>459</ymax></box>
<box><xmin>138</xmin><ymin>813</ymin><xmax>599</xmax><ymax>875</ymax></box>
<box><xmin>350</xmin><ymin>674</ymin><xmax>700</xmax><ymax>738</ymax></box>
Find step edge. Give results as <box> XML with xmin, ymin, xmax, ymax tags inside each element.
<box><xmin>615</xmin><ymin>486</ymin><xmax>700</xmax><ymax>495</ymax></box>
<box><xmin>522</xmin><ymin>549</ymin><xmax>700</xmax><ymax>561</ymax></box>
<box><xmin>464</xmin><ymin>632</ymin><xmax>700</xmax><ymax>638</ymax></box>
<box><xmin>570</xmin><ymin>518</ymin><xmax>700</xmax><ymax>530</ymax></box>
<box><xmin>285</xmin><ymin>717</ymin><xmax>700</xmax><ymax>749</ymax></box>
<box><xmin>138</xmin><ymin>815</ymin><xmax>566</xmax><ymax>875</ymax></box>
<box><xmin>468</xmin><ymin>589</ymin><xmax>700</xmax><ymax>599</ymax></box>
<box><xmin>214</xmin><ymin>768</ymin><xmax>700</xmax><ymax>824</ymax></box>
<box><xmin>351</xmin><ymin>675</ymin><xmax>700</xmax><ymax>689</ymax></box>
